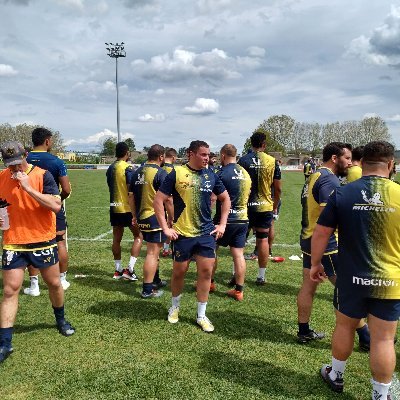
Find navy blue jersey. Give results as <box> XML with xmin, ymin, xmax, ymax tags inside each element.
<box><xmin>129</xmin><ymin>163</ymin><xmax>167</xmax><ymax>231</ymax></box>
<box><xmin>159</xmin><ymin>164</ymin><xmax>226</xmax><ymax>237</ymax></box>
<box><xmin>238</xmin><ymin>151</ymin><xmax>281</xmax><ymax>212</ymax></box>
<box><xmin>27</xmin><ymin>151</ymin><xmax>67</xmax><ymax>188</ymax></box>
<box><xmin>214</xmin><ymin>163</ymin><xmax>251</xmax><ymax>224</ymax></box>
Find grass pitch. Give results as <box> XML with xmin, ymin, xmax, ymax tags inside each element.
<box><xmin>0</xmin><ymin>170</ymin><xmax>396</xmax><ymax>399</ymax></box>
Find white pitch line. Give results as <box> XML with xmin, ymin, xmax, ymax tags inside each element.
<box><xmin>91</xmin><ymin>230</ymin><xmax>113</xmax><ymax>240</ymax></box>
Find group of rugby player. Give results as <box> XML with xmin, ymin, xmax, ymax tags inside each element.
<box><xmin>107</xmin><ymin>131</ymin><xmax>281</xmax><ymax>333</ymax></box>
<box><xmin>300</xmin><ymin>141</ymin><xmax>400</xmax><ymax>399</ymax></box>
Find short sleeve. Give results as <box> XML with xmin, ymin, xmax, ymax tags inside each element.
<box><xmin>317</xmin><ymin>190</ymin><xmax>339</xmax><ymax>229</ymax></box>
<box><xmin>154</xmin><ymin>168</ymin><xmax>168</xmax><ymax>191</ymax></box>
<box><xmin>125</xmin><ymin>165</ymin><xmax>134</xmax><ymax>185</ymax></box>
<box><xmin>314</xmin><ymin>175</ymin><xmax>338</xmax><ymax>206</ymax></box>
<box><xmin>43</xmin><ymin>171</ymin><xmax>60</xmax><ymax>195</ymax></box>
<box><xmin>159</xmin><ymin>169</ymin><xmax>176</xmax><ymax>196</ymax></box>
<box><xmin>57</xmin><ymin>159</ymin><xmax>68</xmax><ymax>177</ymax></box>
<box><xmin>273</xmin><ymin>160</ymin><xmax>281</xmax><ymax>180</ymax></box>
<box><xmin>212</xmin><ymin>173</ymin><xmax>226</xmax><ymax>196</ymax></box>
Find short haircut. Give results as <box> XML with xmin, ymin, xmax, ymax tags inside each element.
<box><xmin>115</xmin><ymin>142</ymin><xmax>129</xmax><ymax>158</ymax></box>
<box><xmin>363</xmin><ymin>141</ymin><xmax>394</xmax><ymax>164</ymax></box>
<box><xmin>32</xmin><ymin>127</ymin><xmax>52</xmax><ymax>147</ymax></box>
<box><xmin>209</xmin><ymin>152</ymin><xmax>216</xmax><ymax>158</ymax></box>
<box><xmin>188</xmin><ymin>140</ymin><xmax>209</xmax><ymax>153</ymax></box>
<box><xmin>322</xmin><ymin>142</ymin><xmax>351</xmax><ymax>162</ymax></box>
<box><xmin>147</xmin><ymin>144</ymin><xmax>165</xmax><ymax>161</ymax></box>
<box><xmin>220</xmin><ymin>144</ymin><xmax>237</xmax><ymax>157</ymax></box>
<box><xmin>352</xmin><ymin>146</ymin><xmax>364</xmax><ymax>162</ymax></box>
<box><xmin>165</xmin><ymin>147</ymin><xmax>177</xmax><ymax>158</ymax></box>
<box><xmin>250</xmin><ymin>131</ymin><xmax>266</xmax><ymax>148</ymax></box>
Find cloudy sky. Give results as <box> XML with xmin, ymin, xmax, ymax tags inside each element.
<box><xmin>0</xmin><ymin>0</ymin><xmax>399</xmax><ymax>151</ymax></box>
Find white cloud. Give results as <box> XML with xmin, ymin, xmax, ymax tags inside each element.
<box><xmin>247</xmin><ymin>46</ymin><xmax>266</xmax><ymax>57</ymax></box>
<box><xmin>71</xmin><ymin>80</ymin><xmax>127</xmax><ymax>99</ymax></box>
<box><xmin>64</xmin><ymin>129</ymin><xmax>135</xmax><ymax>146</ymax></box>
<box><xmin>363</xmin><ymin>112</ymin><xmax>378</xmax><ymax>119</ymax></box>
<box><xmin>55</xmin><ymin>0</ymin><xmax>84</xmax><ymax>10</ymax></box>
<box><xmin>183</xmin><ymin>98</ymin><xmax>219</xmax><ymax>115</ymax></box>
<box><xmin>155</xmin><ymin>88</ymin><xmax>165</xmax><ymax>95</ymax></box>
<box><xmin>138</xmin><ymin>113</ymin><xmax>166</xmax><ymax>122</ymax></box>
<box><xmin>347</xmin><ymin>6</ymin><xmax>400</xmax><ymax>66</ymax></box>
<box><xmin>196</xmin><ymin>0</ymin><xmax>231</xmax><ymax>14</ymax></box>
<box><xmin>131</xmin><ymin>47</ymin><xmax>242</xmax><ymax>82</ymax></box>
<box><xmin>0</xmin><ymin>64</ymin><xmax>18</xmax><ymax>77</ymax></box>
<box><xmin>388</xmin><ymin>114</ymin><xmax>400</xmax><ymax>122</ymax></box>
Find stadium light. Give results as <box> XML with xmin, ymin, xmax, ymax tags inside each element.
<box><xmin>105</xmin><ymin>42</ymin><xmax>126</xmax><ymax>143</ymax></box>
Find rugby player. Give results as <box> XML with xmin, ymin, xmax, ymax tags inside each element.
<box><xmin>346</xmin><ymin>145</ymin><xmax>363</xmax><ymax>183</ymax></box>
<box><xmin>0</xmin><ymin>141</ymin><xmax>75</xmax><ymax>364</ymax></box>
<box><xmin>129</xmin><ymin>144</ymin><xmax>172</xmax><ymax>298</ymax></box>
<box><xmin>213</xmin><ymin>144</ymin><xmax>251</xmax><ymax>301</ymax></box>
<box><xmin>153</xmin><ymin>140</ymin><xmax>230</xmax><ymax>333</ymax></box>
<box><xmin>238</xmin><ymin>131</ymin><xmax>281</xmax><ymax>285</ymax></box>
<box><xmin>24</xmin><ymin>127</ymin><xmax>72</xmax><ymax>296</ymax></box>
<box><xmin>106</xmin><ymin>142</ymin><xmax>142</xmax><ymax>281</ymax></box>
<box><xmin>311</xmin><ymin>141</ymin><xmax>400</xmax><ymax>398</ymax></box>
<box><xmin>161</xmin><ymin>147</ymin><xmax>177</xmax><ymax>258</ymax></box>
<box><xmin>297</xmin><ymin>142</ymin><xmax>369</xmax><ymax>347</ymax></box>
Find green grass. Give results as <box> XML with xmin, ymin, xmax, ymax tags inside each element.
<box><xmin>0</xmin><ymin>170</ymin><xmax>396</xmax><ymax>399</ymax></box>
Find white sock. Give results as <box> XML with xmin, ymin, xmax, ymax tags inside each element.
<box><xmin>258</xmin><ymin>268</ymin><xmax>266</xmax><ymax>279</ymax></box>
<box><xmin>30</xmin><ymin>275</ymin><xmax>39</xmax><ymax>288</ymax></box>
<box><xmin>172</xmin><ymin>295</ymin><xmax>181</xmax><ymax>309</ymax></box>
<box><xmin>128</xmin><ymin>256</ymin><xmax>137</xmax><ymax>272</ymax></box>
<box><xmin>329</xmin><ymin>357</ymin><xmax>347</xmax><ymax>381</ymax></box>
<box><xmin>232</xmin><ymin>264</ymin><xmax>235</xmax><ymax>274</ymax></box>
<box><xmin>114</xmin><ymin>260</ymin><xmax>122</xmax><ymax>272</ymax></box>
<box><xmin>60</xmin><ymin>272</ymin><xmax>66</xmax><ymax>280</ymax></box>
<box><xmin>197</xmin><ymin>302</ymin><xmax>207</xmax><ymax>318</ymax></box>
<box><xmin>163</xmin><ymin>243</ymin><xmax>169</xmax><ymax>251</ymax></box>
<box><xmin>371</xmin><ymin>379</ymin><xmax>391</xmax><ymax>400</ymax></box>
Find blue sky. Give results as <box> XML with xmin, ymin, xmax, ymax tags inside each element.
<box><xmin>0</xmin><ymin>0</ymin><xmax>399</xmax><ymax>151</ymax></box>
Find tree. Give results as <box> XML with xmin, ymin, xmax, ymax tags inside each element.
<box><xmin>259</xmin><ymin>115</ymin><xmax>295</xmax><ymax>154</ymax></box>
<box><xmin>359</xmin><ymin>116</ymin><xmax>391</xmax><ymax>144</ymax></box>
<box><xmin>100</xmin><ymin>137</ymin><xmax>117</xmax><ymax>156</ymax></box>
<box><xmin>124</xmin><ymin>138</ymin><xmax>136</xmax><ymax>152</ymax></box>
<box><xmin>134</xmin><ymin>154</ymin><xmax>147</xmax><ymax>164</ymax></box>
<box><xmin>177</xmin><ymin>147</ymin><xmax>187</xmax><ymax>158</ymax></box>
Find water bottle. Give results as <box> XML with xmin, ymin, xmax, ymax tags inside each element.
<box><xmin>0</xmin><ymin>207</ymin><xmax>9</xmax><ymax>231</ymax></box>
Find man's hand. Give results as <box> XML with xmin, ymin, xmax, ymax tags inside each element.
<box><xmin>15</xmin><ymin>172</ymin><xmax>30</xmax><ymax>191</ymax></box>
<box><xmin>310</xmin><ymin>263</ymin><xmax>327</xmax><ymax>283</ymax></box>
<box><xmin>211</xmin><ymin>224</ymin><xmax>226</xmax><ymax>240</ymax></box>
<box><xmin>131</xmin><ymin>216</ymin><xmax>137</xmax><ymax>226</ymax></box>
<box><xmin>163</xmin><ymin>227</ymin><xmax>179</xmax><ymax>241</ymax></box>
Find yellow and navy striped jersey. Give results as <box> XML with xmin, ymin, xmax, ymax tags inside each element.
<box><xmin>214</xmin><ymin>163</ymin><xmax>251</xmax><ymax>224</ymax></box>
<box><xmin>106</xmin><ymin>160</ymin><xmax>134</xmax><ymax>214</ymax></box>
<box><xmin>163</xmin><ymin>162</ymin><xmax>174</xmax><ymax>174</ymax></box>
<box><xmin>318</xmin><ymin>176</ymin><xmax>400</xmax><ymax>299</ymax></box>
<box><xmin>300</xmin><ymin>167</ymin><xmax>340</xmax><ymax>254</ymax></box>
<box><xmin>238</xmin><ymin>151</ymin><xmax>281</xmax><ymax>212</ymax></box>
<box><xmin>129</xmin><ymin>163</ymin><xmax>167</xmax><ymax>232</ymax></box>
<box><xmin>346</xmin><ymin>165</ymin><xmax>362</xmax><ymax>183</ymax></box>
<box><xmin>159</xmin><ymin>164</ymin><xmax>226</xmax><ymax>237</ymax></box>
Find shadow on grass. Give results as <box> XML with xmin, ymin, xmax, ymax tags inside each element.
<box><xmin>14</xmin><ymin>323</ymin><xmax>55</xmax><ymax>334</ymax></box>
<box><xmin>261</xmin><ymin>281</ymin><xmax>333</xmax><ymax>302</ymax></box>
<box><xmin>200</xmin><ymin>351</ymin><xmax>357</xmax><ymax>399</ymax></box>
<box><xmin>87</xmin><ymin>299</ymin><xmax>168</xmax><ymax>322</ymax></box>
<box><xmin>73</xmin><ymin>276</ymin><xmax>139</xmax><ymax>296</ymax></box>
<box><xmin>209</xmin><ymin>310</ymin><xmax>331</xmax><ymax>349</ymax></box>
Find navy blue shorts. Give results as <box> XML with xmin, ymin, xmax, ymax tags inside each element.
<box><xmin>172</xmin><ymin>235</ymin><xmax>216</xmax><ymax>262</ymax></box>
<box><xmin>248</xmin><ymin>210</ymin><xmax>273</xmax><ymax>230</ymax></box>
<box><xmin>2</xmin><ymin>246</ymin><xmax>59</xmax><ymax>270</ymax></box>
<box><xmin>217</xmin><ymin>223</ymin><xmax>248</xmax><ymax>248</ymax></box>
<box><xmin>302</xmin><ymin>252</ymin><xmax>337</xmax><ymax>278</ymax></box>
<box><xmin>334</xmin><ymin>283</ymin><xmax>400</xmax><ymax>321</ymax></box>
<box><xmin>56</xmin><ymin>206</ymin><xmax>67</xmax><ymax>232</ymax></box>
<box><xmin>110</xmin><ymin>212</ymin><xmax>133</xmax><ymax>227</ymax></box>
<box><xmin>142</xmin><ymin>230</ymin><xmax>167</xmax><ymax>244</ymax></box>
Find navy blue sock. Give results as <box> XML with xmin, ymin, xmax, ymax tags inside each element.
<box><xmin>235</xmin><ymin>284</ymin><xmax>244</xmax><ymax>292</ymax></box>
<box><xmin>356</xmin><ymin>324</ymin><xmax>370</xmax><ymax>343</ymax></box>
<box><xmin>143</xmin><ymin>282</ymin><xmax>153</xmax><ymax>295</ymax></box>
<box><xmin>153</xmin><ymin>269</ymin><xmax>160</xmax><ymax>283</ymax></box>
<box><xmin>0</xmin><ymin>327</ymin><xmax>13</xmax><ymax>348</ymax></box>
<box><xmin>53</xmin><ymin>305</ymin><xmax>65</xmax><ymax>324</ymax></box>
<box><xmin>298</xmin><ymin>322</ymin><xmax>310</xmax><ymax>335</ymax></box>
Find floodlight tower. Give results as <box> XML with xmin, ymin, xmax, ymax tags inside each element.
<box><xmin>105</xmin><ymin>42</ymin><xmax>126</xmax><ymax>143</ymax></box>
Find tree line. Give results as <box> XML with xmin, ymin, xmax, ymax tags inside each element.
<box><xmin>243</xmin><ymin>115</ymin><xmax>392</xmax><ymax>156</ymax></box>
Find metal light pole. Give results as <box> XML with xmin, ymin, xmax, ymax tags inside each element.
<box><xmin>105</xmin><ymin>42</ymin><xmax>126</xmax><ymax>143</ymax></box>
